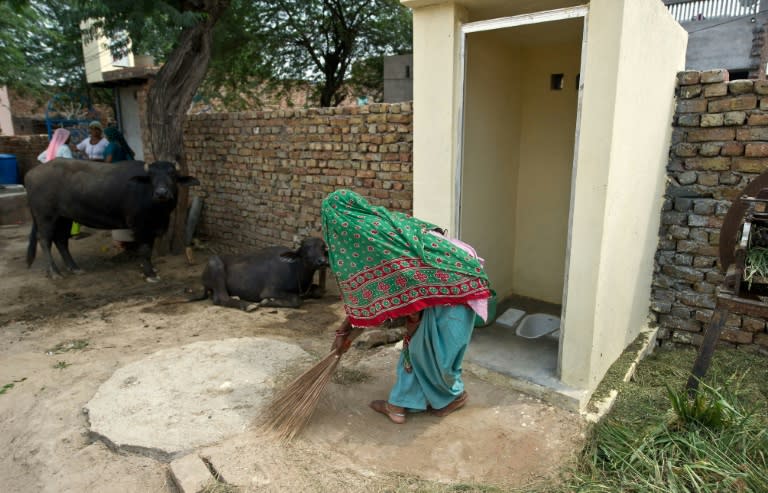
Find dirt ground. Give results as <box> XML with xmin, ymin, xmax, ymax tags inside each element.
<box><xmin>0</xmin><ymin>224</ymin><xmax>586</xmax><ymax>492</ymax></box>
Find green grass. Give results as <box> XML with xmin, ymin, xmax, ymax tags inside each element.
<box><xmin>0</xmin><ymin>377</ymin><xmax>27</xmax><ymax>395</ymax></box>
<box><xmin>53</xmin><ymin>360</ymin><xmax>70</xmax><ymax>370</ymax></box>
<box><xmin>46</xmin><ymin>339</ymin><xmax>89</xmax><ymax>354</ymax></box>
<box><xmin>556</xmin><ymin>347</ymin><xmax>768</xmax><ymax>493</ymax></box>
<box><xmin>197</xmin><ymin>479</ymin><xmax>240</xmax><ymax>493</ymax></box>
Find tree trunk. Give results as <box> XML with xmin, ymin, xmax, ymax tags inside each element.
<box><xmin>146</xmin><ymin>0</ymin><xmax>228</xmax><ymax>254</ymax></box>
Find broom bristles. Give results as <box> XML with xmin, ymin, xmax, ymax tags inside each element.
<box><xmin>260</xmin><ymin>350</ymin><xmax>341</xmax><ymax>441</ymax></box>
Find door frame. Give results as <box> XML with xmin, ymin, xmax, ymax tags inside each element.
<box><xmin>454</xmin><ymin>4</ymin><xmax>589</xmax><ymax>235</ymax></box>
<box><xmin>453</xmin><ymin>5</ymin><xmax>589</xmax><ymax>377</ymax></box>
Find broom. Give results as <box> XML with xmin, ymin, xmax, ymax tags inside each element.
<box><xmin>259</xmin><ymin>349</ymin><xmax>343</xmax><ymax>441</ymax></box>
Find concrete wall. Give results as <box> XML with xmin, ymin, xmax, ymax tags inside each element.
<box><xmin>568</xmin><ymin>0</ymin><xmax>686</xmax><ymax>389</ymax></box>
<box><xmin>0</xmin><ymin>87</ymin><xmax>13</xmax><ymax>136</ymax></box>
<box><xmin>383</xmin><ymin>54</ymin><xmax>414</xmax><ymax>103</ymax></box>
<box><xmin>513</xmin><ymin>41</ymin><xmax>580</xmax><ymax>303</ymax></box>
<box><xmin>652</xmin><ymin>69</ymin><xmax>768</xmax><ymax>352</ymax></box>
<box><xmin>665</xmin><ymin>0</ymin><xmax>768</xmax><ymax>73</ymax></box>
<box><xmin>410</xmin><ymin>2</ymin><xmax>467</xmax><ymax>231</ymax></box>
<box><xmin>460</xmin><ymin>31</ymin><xmax>522</xmax><ymax>297</ymax></box>
<box><xmin>682</xmin><ymin>15</ymin><xmax>763</xmax><ymax>72</ymax></box>
<box><xmin>460</xmin><ymin>31</ymin><xmax>580</xmax><ymax>303</ymax></box>
<box><xmin>117</xmin><ymin>86</ymin><xmax>145</xmax><ymax>161</ymax></box>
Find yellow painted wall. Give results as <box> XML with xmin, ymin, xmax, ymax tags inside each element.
<box><xmin>460</xmin><ymin>31</ymin><xmax>580</xmax><ymax>302</ymax></box>
<box><xmin>81</xmin><ymin>21</ymin><xmax>135</xmax><ymax>84</ymax></box>
<box><xmin>513</xmin><ymin>41</ymin><xmax>581</xmax><ymax>303</ymax></box>
<box><xmin>587</xmin><ymin>0</ymin><xmax>687</xmax><ymax>387</ymax></box>
<box><xmin>560</xmin><ymin>0</ymin><xmax>686</xmax><ymax>389</ymax></box>
<box><xmin>460</xmin><ymin>32</ymin><xmax>522</xmax><ymax>295</ymax></box>
<box><xmin>411</xmin><ymin>3</ymin><xmax>467</xmax><ymax>230</ymax></box>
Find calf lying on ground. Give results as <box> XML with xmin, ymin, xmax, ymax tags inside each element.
<box><xmin>192</xmin><ymin>237</ymin><xmax>328</xmax><ymax>311</ymax></box>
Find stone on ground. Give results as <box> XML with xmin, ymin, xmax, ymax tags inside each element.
<box><xmin>170</xmin><ymin>454</ymin><xmax>214</xmax><ymax>493</ymax></box>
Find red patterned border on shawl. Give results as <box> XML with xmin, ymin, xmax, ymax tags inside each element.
<box><xmin>338</xmin><ymin>256</ymin><xmax>491</xmax><ymax>327</ymax></box>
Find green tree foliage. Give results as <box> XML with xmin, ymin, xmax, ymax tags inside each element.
<box><xmin>2</xmin><ymin>0</ymin><xmax>411</xmax><ymax>109</ymax></box>
<box><xmin>0</xmin><ymin>1</ymin><xmax>91</xmax><ymax>94</ymax></box>
<box><xmin>206</xmin><ymin>0</ymin><xmax>412</xmax><ymax>107</ymax></box>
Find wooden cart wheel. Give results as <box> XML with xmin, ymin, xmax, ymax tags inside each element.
<box><xmin>719</xmin><ymin>171</ymin><xmax>768</xmax><ymax>272</ymax></box>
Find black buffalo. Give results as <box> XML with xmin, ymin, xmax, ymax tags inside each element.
<box><xmin>25</xmin><ymin>159</ymin><xmax>199</xmax><ymax>281</ymax></box>
<box><xmin>192</xmin><ymin>237</ymin><xmax>329</xmax><ymax>311</ymax></box>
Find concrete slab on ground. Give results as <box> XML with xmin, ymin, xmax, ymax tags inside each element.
<box><xmin>85</xmin><ymin>337</ymin><xmax>312</xmax><ymax>461</ymax></box>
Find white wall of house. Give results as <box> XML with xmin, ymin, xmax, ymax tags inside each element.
<box><xmin>117</xmin><ymin>86</ymin><xmax>144</xmax><ymax>161</ymax></box>
<box><xmin>81</xmin><ymin>21</ymin><xmax>135</xmax><ymax>84</ymax></box>
<box><xmin>0</xmin><ymin>87</ymin><xmax>13</xmax><ymax>136</ymax></box>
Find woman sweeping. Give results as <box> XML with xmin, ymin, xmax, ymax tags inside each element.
<box><xmin>322</xmin><ymin>189</ymin><xmax>491</xmax><ymax>424</ymax></box>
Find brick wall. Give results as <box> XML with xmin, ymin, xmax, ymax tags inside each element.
<box><xmin>183</xmin><ymin>103</ymin><xmax>413</xmax><ymax>252</ymax></box>
<box><xmin>652</xmin><ymin>69</ymin><xmax>768</xmax><ymax>352</ymax></box>
<box><xmin>0</xmin><ymin>134</ymin><xmax>49</xmax><ymax>183</ymax></box>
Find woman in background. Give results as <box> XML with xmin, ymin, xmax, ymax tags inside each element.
<box><xmin>37</xmin><ymin>128</ymin><xmax>72</xmax><ymax>163</ymax></box>
<box><xmin>76</xmin><ymin>121</ymin><xmax>108</xmax><ymax>161</ymax></box>
<box><xmin>103</xmin><ymin>127</ymin><xmax>135</xmax><ymax>163</ymax></box>
<box><xmin>36</xmin><ymin>128</ymin><xmax>84</xmax><ymax>238</ymax></box>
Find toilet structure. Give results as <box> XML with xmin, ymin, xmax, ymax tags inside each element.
<box><xmin>402</xmin><ymin>0</ymin><xmax>687</xmax><ymax>408</ymax></box>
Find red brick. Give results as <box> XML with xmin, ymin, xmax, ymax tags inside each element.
<box><xmin>701</xmin><ymin>69</ymin><xmax>729</xmax><ymax>83</ymax></box>
<box><xmin>755</xmin><ymin>333</ymin><xmax>768</xmax><ymax>347</ymax></box>
<box><xmin>687</xmin><ymin>127</ymin><xmax>735</xmax><ymax>142</ymax></box>
<box><xmin>741</xmin><ymin>317</ymin><xmax>766</xmax><ymax>332</ymax></box>
<box><xmin>755</xmin><ymin>80</ymin><xmax>768</xmax><ymax>95</ymax></box>
<box><xmin>732</xmin><ymin>158</ymin><xmax>768</xmax><ymax>173</ymax></box>
<box><xmin>708</xmin><ymin>95</ymin><xmax>757</xmax><ymax>112</ymax></box>
<box><xmin>736</xmin><ymin>127</ymin><xmax>768</xmax><ymax>140</ymax></box>
<box><xmin>747</xmin><ymin>113</ymin><xmax>768</xmax><ymax>125</ymax></box>
<box><xmin>720</xmin><ymin>142</ymin><xmax>744</xmax><ymax>156</ymax></box>
<box><xmin>677</xmin><ymin>99</ymin><xmax>708</xmax><ymax>113</ymax></box>
<box><xmin>745</xmin><ymin>143</ymin><xmax>768</xmax><ymax>157</ymax></box>
<box><xmin>720</xmin><ymin>329</ymin><xmax>753</xmax><ymax>344</ymax></box>
<box><xmin>678</xmin><ymin>71</ymin><xmax>701</xmax><ymax>85</ymax></box>
<box><xmin>684</xmin><ymin>157</ymin><xmax>731</xmax><ymax>171</ymax></box>
<box><xmin>703</xmin><ymin>83</ymin><xmax>727</xmax><ymax>98</ymax></box>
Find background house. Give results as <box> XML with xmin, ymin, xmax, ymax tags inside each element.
<box><xmin>383</xmin><ymin>54</ymin><xmax>414</xmax><ymax>102</ymax></box>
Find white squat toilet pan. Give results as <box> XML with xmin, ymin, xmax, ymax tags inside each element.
<box><xmin>515</xmin><ymin>313</ymin><xmax>560</xmax><ymax>340</ymax></box>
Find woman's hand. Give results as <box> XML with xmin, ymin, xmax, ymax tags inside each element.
<box><xmin>331</xmin><ymin>318</ymin><xmax>362</xmax><ymax>356</ymax></box>
<box><xmin>405</xmin><ymin>311</ymin><xmax>422</xmax><ymax>336</ymax></box>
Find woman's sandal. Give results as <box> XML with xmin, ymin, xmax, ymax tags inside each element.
<box><xmin>430</xmin><ymin>391</ymin><xmax>468</xmax><ymax>417</ymax></box>
<box><xmin>369</xmin><ymin>400</ymin><xmax>407</xmax><ymax>424</ymax></box>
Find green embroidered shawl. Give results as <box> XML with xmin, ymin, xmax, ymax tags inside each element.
<box><xmin>321</xmin><ymin>189</ymin><xmax>490</xmax><ymax>327</ymax></box>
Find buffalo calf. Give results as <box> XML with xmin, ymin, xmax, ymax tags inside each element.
<box><xmin>194</xmin><ymin>237</ymin><xmax>329</xmax><ymax>311</ymax></box>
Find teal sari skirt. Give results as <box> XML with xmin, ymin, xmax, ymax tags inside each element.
<box><xmin>388</xmin><ymin>304</ymin><xmax>475</xmax><ymax>411</ymax></box>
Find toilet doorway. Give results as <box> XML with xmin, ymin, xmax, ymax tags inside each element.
<box><xmin>456</xmin><ymin>8</ymin><xmax>588</xmax><ymax>408</ymax></box>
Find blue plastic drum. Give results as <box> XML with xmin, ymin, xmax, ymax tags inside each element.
<box><xmin>0</xmin><ymin>154</ymin><xmax>19</xmax><ymax>184</ymax></box>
